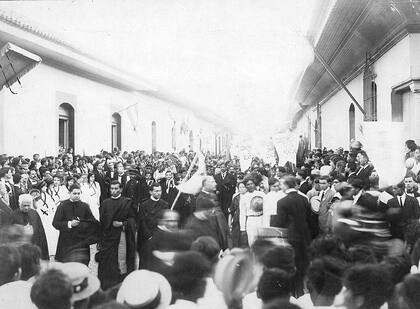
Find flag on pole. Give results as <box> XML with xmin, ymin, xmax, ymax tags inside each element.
<box><xmin>176</xmin><ymin>151</ymin><xmax>206</xmax><ymax>195</ymax></box>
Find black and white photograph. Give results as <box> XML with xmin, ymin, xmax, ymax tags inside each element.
<box><xmin>1</xmin><ymin>0</ymin><xmax>420</xmax><ymax>308</ymax></box>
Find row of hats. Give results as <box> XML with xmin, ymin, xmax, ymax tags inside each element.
<box><xmin>0</xmin><ymin>261</ymin><xmax>172</xmax><ymax>309</ymax></box>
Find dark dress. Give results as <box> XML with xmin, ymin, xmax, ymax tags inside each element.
<box><xmin>11</xmin><ymin>208</ymin><xmax>49</xmax><ymax>259</ymax></box>
<box><xmin>52</xmin><ymin>199</ymin><xmax>99</xmax><ymax>265</ymax></box>
<box><xmin>97</xmin><ymin>196</ymin><xmax>137</xmax><ymax>290</ymax></box>
<box><xmin>229</xmin><ymin>194</ymin><xmax>241</xmax><ymax>248</ymax></box>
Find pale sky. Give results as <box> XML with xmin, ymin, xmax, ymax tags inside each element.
<box><xmin>0</xmin><ymin>0</ymin><xmax>315</xmax><ymax>137</ymax></box>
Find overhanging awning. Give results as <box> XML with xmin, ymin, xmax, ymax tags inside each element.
<box><xmin>0</xmin><ymin>42</ymin><xmax>41</xmax><ymax>91</ymax></box>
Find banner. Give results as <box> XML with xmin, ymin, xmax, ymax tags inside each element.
<box><xmin>272</xmin><ymin>132</ymin><xmax>298</xmax><ymax>166</ymax></box>
<box><xmin>360</xmin><ymin>122</ymin><xmax>407</xmax><ymax>187</ymax></box>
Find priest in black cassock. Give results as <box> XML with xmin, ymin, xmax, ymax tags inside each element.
<box><xmin>137</xmin><ymin>182</ymin><xmax>169</xmax><ymax>269</ymax></box>
<box><xmin>97</xmin><ymin>180</ymin><xmax>137</xmax><ymax>290</ymax></box>
<box><xmin>11</xmin><ymin>194</ymin><xmax>49</xmax><ymax>259</ymax></box>
<box><xmin>52</xmin><ymin>184</ymin><xmax>99</xmax><ymax>265</ymax></box>
<box><xmin>185</xmin><ymin>176</ymin><xmax>230</xmax><ymax>250</ymax></box>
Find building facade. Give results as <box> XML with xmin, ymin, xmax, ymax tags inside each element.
<box><xmin>290</xmin><ymin>0</ymin><xmax>420</xmax><ymax>151</ymax></box>
<box><xmin>0</xmin><ymin>9</ymin><xmax>229</xmax><ymax>157</ymax></box>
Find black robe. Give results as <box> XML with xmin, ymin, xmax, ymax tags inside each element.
<box><xmin>97</xmin><ymin>196</ymin><xmax>137</xmax><ymax>290</ymax></box>
<box><xmin>52</xmin><ymin>199</ymin><xmax>99</xmax><ymax>264</ymax></box>
<box><xmin>137</xmin><ymin>198</ymin><xmax>169</xmax><ymax>268</ymax></box>
<box><xmin>185</xmin><ymin>207</ymin><xmax>230</xmax><ymax>250</ymax></box>
<box><xmin>11</xmin><ymin>209</ymin><xmax>49</xmax><ymax>259</ymax></box>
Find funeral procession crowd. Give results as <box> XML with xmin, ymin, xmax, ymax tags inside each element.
<box><xmin>1</xmin><ymin>140</ymin><xmax>420</xmax><ymax>309</ymax></box>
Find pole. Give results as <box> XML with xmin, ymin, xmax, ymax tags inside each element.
<box><xmin>170</xmin><ymin>152</ymin><xmax>199</xmax><ymax>210</ymax></box>
<box><xmin>310</xmin><ymin>43</ymin><xmax>366</xmax><ymax>115</ymax></box>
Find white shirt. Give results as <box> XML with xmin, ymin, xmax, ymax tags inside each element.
<box><xmin>397</xmin><ymin>194</ymin><xmax>406</xmax><ymax>207</ymax></box>
<box><xmin>263</xmin><ymin>191</ymin><xmax>285</xmax><ymax>227</ymax></box>
<box><xmin>353</xmin><ymin>191</ymin><xmax>362</xmax><ymax>205</ymax></box>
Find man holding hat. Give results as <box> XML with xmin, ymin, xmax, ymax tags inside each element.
<box><xmin>53</xmin><ymin>184</ymin><xmax>99</xmax><ymax>265</ymax></box>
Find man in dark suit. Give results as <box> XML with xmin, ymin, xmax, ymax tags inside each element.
<box><xmin>138</xmin><ymin>171</ymin><xmax>154</xmax><ymax>203</ymax></box>
<box><xmin>137</xmin><ymin>182</ymin><xmax>169</xmax><ymax>269</ymax></box>
<box><xmin>271</xmin><ymin>175</ymin><xmax>312</xmax><ymax>297</ymax></box>
<box><xmin>214</xmin><ymin>165</ymin><xmax>236</xmax><ymax>219</ymax></box>
<box><xmin>94</xmin><ymin>161</ymin><xmax>110</xmax><ymax>204</ymax></box>
<box><xmin>404</xmin><ymin>175</ymin><xmax>420</xmax><ymax>199</ymax></box>
<box><xmin>354</xmin><ymin>151</ymin><xmax>374</xmax><ymax>189</ymax></box>
<box><xmin>113</xmin><ymin>162</ymin><xmax>128</xmax><ymax>190</ymax></box>
<box><xmin>122</xmin><ymin>169</ymin><xmax>141</xmax><ymax>207</ymax></box>
<box><xmin>387</xmin><ymin>182</ymin><xmax>420</xmax><ymax>240</ymax></box>
<box><xmin>159</xmin><ymin>170</ymin><xmax>178</xmax><ymax>206</ymax></box>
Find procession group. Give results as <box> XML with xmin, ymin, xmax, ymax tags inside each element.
<box><xmin>1</xmin><ymin>140</ymin><xmax>420</xmax><ymax>309</ymax></box>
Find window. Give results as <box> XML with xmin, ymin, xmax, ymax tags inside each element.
<box><xmin>58</xmin><ymin>103</ymin><xmax>74</xmax><ymax>151</ymax></box>
<box><xmin>349</xmin><ymin>104</ymin><xmax>355</xmax><ymax>142</ymax></box>
<box><xmin>151</xmin><ymin>121</ymin><xmax>157</xmax><ymax>153</ymax></box>
<box><xmin>391</xmin><ymin>89</ymin><xmax>403</xmax><ymax>122</ymax></box>
<box><xmin>363</xmin><ymin>59</ymin><xmax>377</xmax><ymax>121</ymax></box>
<box><xmin>111</xmin><ymin>113</ymin><xmax>121</xmax><ymax>151</ymax></box>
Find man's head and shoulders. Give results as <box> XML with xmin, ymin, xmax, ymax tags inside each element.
<box><xmin>102</xmin><ymin>180</ymin><xmax>131</xmax><ymax>206</ymax></box>
<box><xmin>59</xmin><ymin>184</ymin><xmax>88</xmax><ymax>208</ymax></box>
<box><xmin>142</xmin><ymin>183</ymin><xmax>169</xmax><ymax>209</ymax></box>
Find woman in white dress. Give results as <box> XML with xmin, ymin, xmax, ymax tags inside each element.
<box><xmin>239</xmin><ymin>177</ymin><xmax>265</xmax><ymax>246</ymax></box>
<box><xmin>30</xmin><ymin>181</ymin><xmax>59</xmax><ymax>258</ymax></box>
<box><xmin>48</xmin><ymin>175</ymin><xmax>69</xmax><ymax>206</ymax></box>
<box><xmin>85</xmin><ymin>172</ymin><xmax>101</xmax><ymax>221</ymax></box>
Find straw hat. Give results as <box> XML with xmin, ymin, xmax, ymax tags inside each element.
<box><xmin>310</xmin><ymin>196</ymin><xmax>321</xmax><ymax>214</ymax></box>
<box><xmin>51</xmin><ymin>262</ymin><xmax>100</xmax><ymax>302</ymax></box>
<box><xmin>117</xmin><ymin>270</ymin><xmax>171</xmax><ymax>309</ymax></box>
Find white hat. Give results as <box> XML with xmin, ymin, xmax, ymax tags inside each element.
<box><xmin>0</xmin><ymin>280</ymin><xmax>36</xmax><ymax>309</ymax></box>
<box><xmin>310</xmin><ymin>196</ymin><xmax>321</xmax><ymax>214</ymax></box>
<box><xmin>116</xmin><ymin>270</ymin><xmax>172</xmax><ymax>309</ymax></box>
<box><xmin>51</xmin><ymin>262</ymin><xmax>100</xmax><ymax>302</ymax></box>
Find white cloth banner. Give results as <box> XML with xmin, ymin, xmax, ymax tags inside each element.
<box><xmin>360</xmin><ymin>122</ymin><xmax>407</xmax><ymax>187</ymax></box>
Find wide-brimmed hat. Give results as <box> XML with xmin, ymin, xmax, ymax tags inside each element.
<box><xmin>52</xmin><ymin>262</ymin><xmax>100</xmax><ymax>302</ymax></box>
<box><xmin>214</xmin><ymin>251</ymin><xmax>255</xmax><ymax>305</ymax></box>
<box><xmin>250</xmin><ymin>196</ymin><xmax>264</xmax><ymax>212</ymax></box>
<box><xmin>0</xmin><ymin>280</ymin><xmax>36</xmax><ymax>308</ymax></box>
<box><xmin>116</xmin><ymin>270</ymin><xmax>172</xmax><ymax>309</ymax></box>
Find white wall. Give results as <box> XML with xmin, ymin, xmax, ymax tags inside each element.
<box><xmin>0</xmin><ymin>63</ymin><xmax>220</xmax><ymax>156</ymax></box>
<box><xmin>296</xmin><ymin>35</ymin><xmax>411</xmax><ymax>150</ymax></box>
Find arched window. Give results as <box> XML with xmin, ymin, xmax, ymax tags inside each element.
<box><xmin>111</xmin><ymin>113</ymin><xmax>121</xmax><ymax>151</ymax></box>
<box><xmin>151</xmin><ymin>121</ymin><xmax>157</xmax><ymax>153</ymax></box>
<box><xmin>349</xmin><ymin>104</ymin><xmax>355</xmax><ymax>142</ymax></box>
<box><xmin>58</xmin><ymin>103</ymin><xmax>75</xmax><ymax>151</ymax></box>
<box><xmin>189</xmin><ymin>131</ymin><xmax>194</xmax><ymax>151</ymax></box>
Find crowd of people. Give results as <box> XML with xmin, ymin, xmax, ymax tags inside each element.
<box><xmin>1</xmin><ymin>140</ymin><xmax>420</xmax><ymax>309</ymax></box>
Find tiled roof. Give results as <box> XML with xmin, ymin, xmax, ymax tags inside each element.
<box><xmin>0</xmin><ymin>8</ymin><xmax>80</xmax><ymax>53</ymax></box>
